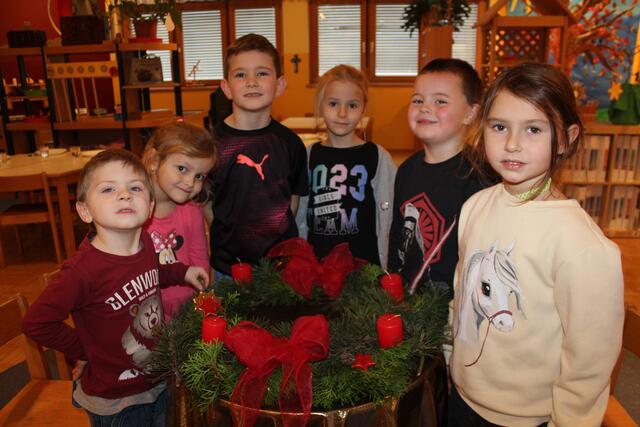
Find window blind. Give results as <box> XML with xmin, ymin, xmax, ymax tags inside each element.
<box><xmin>182</xmin><ymin>10</ymin><xmax>224</xmax><ymax>81</ymax></box>
<box><xmin>375</xmin><ymin>4</ymin><xmax>417</xmax><ymax>76</ymax></box>
<box><xmin>234</xmin><ymin>7</ymin><xmax>277</xmax><ymax>47</ymax></box>
<box><xmin>317</xmin><ymin>4</ymin><xmax>361</xmax><ymax>76</ymax></box>
<box><xmin>452</xmin><ymin>4</ymin><xmax>478</xmax><ymax>67</ymax></box>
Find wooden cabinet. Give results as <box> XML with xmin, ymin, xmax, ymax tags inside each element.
<box><xmin>0</xmin><ymin>42</ymin><xmax>206</xmax><ymax>154</ymax></box>
<box><xmin>559</xmin><ymin>122</ymin><xmax>640</xmax><ymax>237</ymax></box>
<box><xmin>0</xmin><ymin>47</ymin><xmax>52</xmax><ymax>154</ymax></box>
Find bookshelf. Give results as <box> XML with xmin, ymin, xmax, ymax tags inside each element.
<box><xmin>0</xmin><ymin>41</ymin><xmax>206</xmax><ymax>154</ymax></box>
<box><xmin>560</xmin><ymin>122</ymin><xmax>640</xmax><ymax>237</ymax></box>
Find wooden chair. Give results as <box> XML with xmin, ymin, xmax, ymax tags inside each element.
<box><xmin>0</xmin><ymin>173</ymin><xmax>63</xmax><ymax>268</ymax></box>
<box><xmin>603</xmin><ymin>308</ymin><xmax>640</xmax><ymax>427</ymax></box>
<box><xmin>0</xmin><ymin>293</ymin><xmax>87</xmax><ymax>426</ymax></box>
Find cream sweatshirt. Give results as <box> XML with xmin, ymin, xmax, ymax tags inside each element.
<box><xmin>451</xmin><ymin>184</ymin><xmax>624</xmax><ymax>427</ymax></box>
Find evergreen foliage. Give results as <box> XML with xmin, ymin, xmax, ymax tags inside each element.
<box><xmin>148</xmin><ymin>261</ymin><xmax>449</xmax><ymax>412</ymax></box>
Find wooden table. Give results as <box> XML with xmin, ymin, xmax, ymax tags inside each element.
<box><xmin>282</xmin><ymin>117</ymin><xmax>373</xmax><ymax>140</ymax></box>
<box><xmin>0</xmin><ymin>151</ymin><xmax>91</xmax><ymax>259</ymax></box>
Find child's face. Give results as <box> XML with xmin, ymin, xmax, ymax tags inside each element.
<box><xmin>76</xmin><ymin>161</ymin><xmax>153</xmax><ymax>232</ymax></box>
<box><xmin>155</xmin><ymin>153</ymin><xmax>215</xmax><ymax>204</ymax></box>
<box><xmin>221</xmin><ymin>50</ymin><xmax>285</xmax><ymax>115</ymax></box>
<box><xmin>484</xmin><ymin>90</ymin><xmax>552</xmax><ymax>195</ymax></box>
<box><xmin>321</xmin><ymin>80</ymin><xmax>365</xmax><ymax>139</ymax></box>
<box><xmin>408</xmin><ymin>72</ymin><xmax>477</xmax><ymax>148</ymax></box>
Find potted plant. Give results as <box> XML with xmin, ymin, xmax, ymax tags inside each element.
<box><xmin>110</xmin><ymin>0</ymin><xmax>182</xmax><ymax>40</ymax></box>
<box><xmin>403</xmin><ymin>0</ymin><xmax>471</xmax><ymax>68</ymax></box>
<box><xmin>403</xmin><ymin>0</ymin><xmax>471</xmax><ymax>34</ymax></box>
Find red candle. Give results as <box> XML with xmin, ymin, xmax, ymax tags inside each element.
<box><xmin>377</xmin><ymin>313</ymin><xmax>403</xmax><ymax>348</ymax></box>
<box><xmin>202</xmin><ymin>316</ymin><xmax>227</xmax><ymax>343</ymax></box>
<box><xmin>231</xmin><ymin>262</ymin><xmax>252</xmax><ymax>284</ymax></box>
<box><xmin>380</xmin><ymin>273</ymin><xmax>404</xmax><ymax>303</ymax></box>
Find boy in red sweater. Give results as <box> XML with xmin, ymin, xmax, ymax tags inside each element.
<box><xmin>23</xmin><ymin>149</ymin><xmax>208</xmax><ymax>426</ymax></box>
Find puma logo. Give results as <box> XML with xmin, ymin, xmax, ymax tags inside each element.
<box><xmin>236</xmin><ymin>154</ymin><xmax>269</xmax><ymax>181</ymax></box>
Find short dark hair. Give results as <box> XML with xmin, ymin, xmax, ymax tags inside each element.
<box><xmin>224</xmin><ymin>33</ymin><xmax>282</xmax><ymax>78</ymax></box>
<box><xmin>419</xmin><ymin>58</ymin><xmax>483</xmax><ymax>105</ymax></box>
<box><xmin>77</xmin><ymin>149</ymin><xmax>153</xmax><ymax>204</ymax></box>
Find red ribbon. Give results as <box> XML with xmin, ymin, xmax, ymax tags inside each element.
<box><xmin>224</xmin><ymin>315</ymin><xmax>329</xmax><ymax>427</ymax></box>
<box><xmin>267</xmin><ymin>238</ymin><xmax>364</xmax><ymax>299</ymax></box>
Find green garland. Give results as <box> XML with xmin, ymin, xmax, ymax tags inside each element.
<box><xmin>148</xmin><ymin>261</ymin><xmax>449</xmax><ymax>412</ymax></box>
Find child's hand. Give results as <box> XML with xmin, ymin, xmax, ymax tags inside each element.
<box><xmin>185</xmin><ymin>266</ymin><xmax>209</xmax><ymax>291</ymax></box>
<box><xmin>72</xmin><ymin>360</ymin><xmax>87</xmax><ymax>380</ymax></box>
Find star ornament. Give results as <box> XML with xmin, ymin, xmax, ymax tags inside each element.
<box><xmin>193</xmin><ymin>291</ymin><xmax>223</xmax><ymax>317</ymax></box>
<box><xmin>351</xmin><ymin>353</ymin><xmax>376</xmax><ymax>371</ymax></box>
<box><xmin>609</xmin><ymin>82</ymin><xmax>623</xmax><ymax>101</ymax></box>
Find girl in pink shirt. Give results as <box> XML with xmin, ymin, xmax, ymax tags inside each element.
<box><xmin>143</xmin><ymin>122</ymin><xmax>217</xmax><ymax>320</ymax></box>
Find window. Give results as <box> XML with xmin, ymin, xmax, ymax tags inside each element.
<box><xmin>135</xmin><ymin>1</ymin><xmax>281</xmax><ymax>84</ymax></box>
<box><xmin>310</xmin><ymin>0</ymin><xmax>418</xmax><ymax>83</ymax></box>
<box><xmin>182</xmin><ymin>9</ymin><xmax>224</xmax><ymax>81</ymax></box>
<box><xmin>452</xmin><ymin>3</ymin><xmax>478</xmax><ymax>68</ymax></box>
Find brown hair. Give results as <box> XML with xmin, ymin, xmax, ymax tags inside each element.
<box><xmin>224</xmin><ymin>33</ymin><xmax>282</xmax><ymax>78</ymax></box>
<box><xmin>314</xmin><ymin>64</ymin><xmax>368</xmax><ymax>119</ymax></box>
<box><xmin>77</xmin><ymin>149</ymin><xmax>153</xmax><ymax>203</ymax></box>
<box><xmin>142</xmin><ymin>122</ymin><xmax>218</xmax><ymax>203</ymax></box>
<box><xmin>419</xmin><ymin>58</ymin><xmax>483</xmax><ymax>105</ymax></box>
<box><xmin>468</xmin><ymin>63</ymin><xmax>583</xmax><ymax>199</ymax></box>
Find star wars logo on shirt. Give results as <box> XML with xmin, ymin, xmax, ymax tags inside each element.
<box><xmin>398</xmin><ymin>193</ymin><xmax>445</xmax><ymax>266</ymax></box>
<box><xmin>104</xmin><ymin>269</ymin><xmax>160</xmax><ymax>311</ymax></box>
<box><xmin>309</xmin><ymin>163</ymin><xmax>368</xmax><ymax>236</ymax></box>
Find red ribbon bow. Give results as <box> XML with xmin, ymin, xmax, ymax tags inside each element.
<box><xmin>223</xmin><ymin>315</ymin><xmax>329</xmax><ymax>427</ymax></box>
<box><xmin>267</xmin><ymin>238</ymin><xmax>364</xmax><ymax>299</ymax></box>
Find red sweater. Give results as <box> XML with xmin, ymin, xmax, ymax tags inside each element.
<box><xmin>22</xmin><ymin>232</ymin><xmax>188</xmax><ymax>399</ymax></box>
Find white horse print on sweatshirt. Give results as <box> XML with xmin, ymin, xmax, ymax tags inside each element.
<box><xmin>455</xmin><ymin>241</ymin><xmax>526</xmax><ymax>355</ymax></box>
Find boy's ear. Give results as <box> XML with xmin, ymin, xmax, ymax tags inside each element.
<box><xmin>275</xmin><ymin>75</ymin><xmax>287</xmax><ymax>98</ymax></box>
<box><xmin>220</xmin><ymin>79</ymin><xmax>233</xmax><ymax>100</ymax></box>
<box><xmin>558</xmin><ymin>124</ymin><xmax>581</xmax><ymax>155</ymax></box>
<box><xmin>76</xmin><ymin>201</ymin><xmax>93</xmax><ymax>224</ymax></box>
<box><xmin>463</xmin><ymin>103</ymin><xmax>480</xmax><ymax>125</ymax></box>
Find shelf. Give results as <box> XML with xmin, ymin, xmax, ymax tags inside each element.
<box><xmin>584</xmin><ymin>122</ymin><xmax>640</xmax><ymax>135</ymax></box>
<box><xmin>126</xmin><ymin>110</ymin><xmax>207</xmax><ymax>128</ymax></box>
<box><xmin>0</xmin><ymin>47</ymin><xmax>42</xmax><ymax>56</ymax></box>
<box><xmin>54</xmin><ymin>116</ymin><xmax>121</xmax><ymax>130</ymax></box>
<box><xmin>45</xmin><ymin>42</ymin><xmax>115</xmax><ymax>55</ymax></box>
<box><xmin>122</xmin><ymin>82</ymin><xmax>181</xmax><ymax>90</ymax></box>
<box><xmin>561</xmin><ymin>180</ymin><xmax>608</xmax><ymax>185</ymax></box>
<box><xmin>6</xmin><ymin>122</ymin><xmax>50</xmax><ymax>131</ymax></box>
<box><xmin>119</xmin><ymin>42</ymin><xmax>177</xmax><ymax>52</ymax></box>
<box><xmin>604</xmin><ymin>229</ymin><xmax>640</xmax><ymax>238</ymax></box>
<box><xmin>611</xmin><ymin>181</ymin><xmax>640</xmax><ymax>186</ymax></box>
<box><xmin>52</xmin><ymin>110</ymin><xmax>207</xmax><ymax>130</ymax></box>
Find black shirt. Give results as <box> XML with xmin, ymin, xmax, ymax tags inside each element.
<box><xmin>388</xmin><ymin>151</ymin><xmax>486</xmax><ymax>296</ymax></box>
<box><xmin>210</xmin><ymin>119</ymin><xmax>308</xmax><ymax>274</ymax></box>
<box><xmin>306</xmin><ymin>142</ymin><xmax>380</xmax><ymax>264</ymax></box>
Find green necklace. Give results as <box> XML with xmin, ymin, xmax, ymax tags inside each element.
<box><xmin>513</xmin><ymin>178</ymin><xmax>552</xmax><ymax>201</ymax></box>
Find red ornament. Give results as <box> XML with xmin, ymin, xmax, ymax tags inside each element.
<box><xmin>377</xmin><ymin>313</ymin><xmax>403</xmax><ymax>349</ymax></box>
<box><xmin>380</xmin><ymin>273</ymin><xmax>404</xmax><ymax>303</ymax></box>
<box><xmin>352</xmin><ymin>353</ymin><xmax>376</xmax><ymax>371</ymax></box>
<box><xmin>202</xmin><ymin>316</ymin><xmax>227</xmax><ymax>343</ymax></box>
<box><xmin>231</xmin><ymin>262</ymin><xmax>252</xmax><ymax>284</ymax></box>
<box><xmin>193</xmin><ymin>291</ymin><xmax>222</xmax><ymax>317</ymax></box>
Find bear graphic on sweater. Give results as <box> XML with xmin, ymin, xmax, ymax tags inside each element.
<box><xmin>118</xmin><ymin>295</ymin><xmax>163</xmax><ymax>381</ymax></box>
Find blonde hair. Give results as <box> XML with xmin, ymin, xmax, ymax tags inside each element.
<box><xmin>314</xmin><ymin>65</ymin><xmax>368</xmax><ymax>125</ymax></box>
<box><xmin>142</xmin><ymin>122</ymin><xmax>218</xmax><ymax>203</ymax></box>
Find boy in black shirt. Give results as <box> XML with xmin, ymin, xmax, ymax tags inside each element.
<box><xmin>388</xmin><ymin>59</ymin><xmax>485</xmax><ymax>298</ymax></box>
<box><xmin>208</xmin><ymin>34</ymin><xmax>308</xmax><ymax>276</ymax></box>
